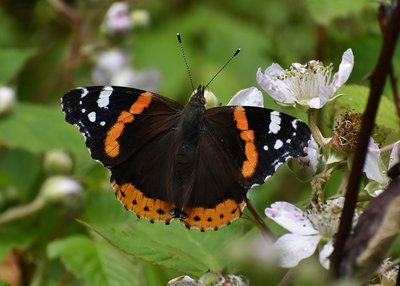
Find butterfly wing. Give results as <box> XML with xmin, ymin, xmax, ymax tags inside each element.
<box><xmin>61</xmin><ymin>86</ymin><xmax>183</xmax><ymax>167</ymax></box>
<box><xmin>178</xmin><ymin>106</ymin><xmax>311</xmax><ymax>230</ymax></box>
<box><xmin>62</xmin><ymin>86</ymin><xmax>184</xmax><ymax>223</ymax></box>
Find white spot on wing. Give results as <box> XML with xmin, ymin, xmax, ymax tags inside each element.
<box><xmin>274</xmin><ymin>139</ymin><xmax>283</xmax><ymax>150</ymax></box>
<box><xmin>292</xmin><ymin>119</ymin><xmax>299</xmax><ymax>129</ymax></box>
<box><xmin>88</xmin><ymin>112</ymin><xmax>96</xmax><ymax>122</ymax></box>
<box><xmin>81</xmin><ymin>108</ymin><xmax>86</xmax><ymax>113</ymax></box>
<box><xmin>286</xmin><ymin>139</ymin><xmax>291</xmax><ymax>143</ymax></box>
<box><xmin>80</xmin><ymin>87</ymin><xmax>89</xmax><ymax>98</ymax></box>
<box><xmin>100</xmin><ymin>121</ymin><xmax>106</xmax><ymax>126</ymax></box>
<box><xmin>97</xmin><ymin>86</ymin><xmax>113</xmax><ymax>109</ymax></box>
<box><xmin>269</xmin><ymin>111</ymin><xmax>281</xmax><ymax>134</ymax></box>
<box><xmin>263</xmin><ymin>145</ymin><xmax>269</xmax><ymax>151</ymax></box>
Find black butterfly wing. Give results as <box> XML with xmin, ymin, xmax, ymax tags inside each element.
<box><xmin>231</xmin><ymin>106</ymin><xmax>312</xmax><ymax>186</ymax></box>
<box><xmin>178</xmin><ymin>106</ymin><xmax>311</xmax><ymax>230</ymax></box>
<box><xmin>62</xmin><ymin>86</ymin><xmax>184</xmax><ymax>223</ymax></box>
<box><xmin>61</xmin><ymin>86</ymin><xmax>183</xmax><ymax>167</ymax></box>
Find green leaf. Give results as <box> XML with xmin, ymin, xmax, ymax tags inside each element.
<box><xmin>0</xmin><ymin>280</ymin><xmax>11</xmax><ymax>286</ymax></box>
<box><xmin>0</xmin><ymin>225</ymin><xmax>35</xmax><ymax>260</ymax></box>
<box><xmin>0</xmin><ymin>48</ymin><xmax>36</xmax><ymax>84</ymax></box>
<box><xmin>85</xmin><ymin>219</ymin><xmax>254</xmax><ymax>277</ymax></box>
<box><xmin>0</xmin><ymin>102</ymin><xmax>93</xmax><ymax>172</ymax></box>
<box><xmin>48</xmin><ymin>235</ymin><xmax>142</xmax><ymax>286</ymax></box>
<box><xmin>303</xmin><ymin>0</ymin><xmax>374</xmax><ymax>25</ymax></box>
<box><xmin>82</xmin><ymin>191</ymin><xmax>131</xmax><ymax>226</ymax></box>
<box><xmin>336</xmin><ymin>84</ymin><xmax>399</xmax><ymax>132</ymax></box>
<box><xmin>0</xmin><ymin>149</ymin><xmax>41</xmax><ymax>201</ymax></box>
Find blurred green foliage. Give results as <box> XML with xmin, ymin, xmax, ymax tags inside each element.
<box><xmin>0</xmin><ymin>0</ymin><xmax>399</xmax><ymax>285</ymax></box>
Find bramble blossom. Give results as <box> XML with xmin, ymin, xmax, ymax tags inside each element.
<box><xmin>265</xmin><ymin>198</ymin><xmax>345</xmax><ymax>269</ymax></box>
<box><xmin>104</xmin><ymin>2</ymin><xmax>133</xmax><ymax>34</ymax></box>
<box><xmin>227</xmin><ymin>87</ymin><xmax>264</xmax><ymax>107</ymax></box>
<box><xmin>257</xmin><ymin>49</ymin><xmax>354</xmax><ymax>109</ymax></box>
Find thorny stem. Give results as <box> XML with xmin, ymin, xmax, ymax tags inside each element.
<box><xmin>244</xmin><ymin>197</ymin><xmax>274</xmax><ymax>239</ymax></box>
<box><xmin>331</xmin><ymin>2</ymin><xmax>400</xmax><ymax>278</ymax></box>
<box><xmin>378</xmin><ymin>3</ymin><xmax>400</xmax><ymax>118</ymax></box>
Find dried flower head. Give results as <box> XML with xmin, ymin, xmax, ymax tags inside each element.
<box><xmin>332</xmin><ymin>111</ymin><xmax>362</xmax><ymax>153</ymax></box>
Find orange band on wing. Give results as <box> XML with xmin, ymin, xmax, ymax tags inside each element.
<box><xmin>104</xmin><ymin>92</ymin><xmax>153</xmax><ymax>158</ymax></box>
<box><xmin>112</xmin><ymin>180</ymin><xmax>245</xmax><ymax>230</ymax></box>
<box><xmin>112</xmin><ymin>181</ymin><xmax>172</xmax><ymax>223</ymax></box>
<box><xmin>181</xmin><ymin>199</ymin><xmax>246</xmax><ymax>231</ymax></box>
<box><xmin>233</xmin><ymin>107</ymin><xmax>259</xmax><ymax>178</ymax></box>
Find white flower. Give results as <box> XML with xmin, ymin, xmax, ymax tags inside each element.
<box><xmin>0</xmin><ymin>86</ymin><xmax>16</xmax><ymax>115</ymax></box>
<box><xmin>265</xmin><ymin>198</ymin><xmax>344</xmax><ymax>269</ymax></box>
<box><xmin>297</xmin><ymin>136</ymin><xmax>319</xmax><ymax>173</ymax></box>
<box><xmin>104</xmin><ymin>2</ymin><xmax>133</xmax><ymax>34</ymax></box>
<box><xmin>257</xmin><ymin>49</ymin><xmax>354</xmax><ymax>109</ymax></box>
<box><xmin>227</xmin><ymin>87</ymin><xmax>264</xmax><ymax>107</ymax></box>
<box><xmin>111</xmin><ymin>67</ymin><xmax>161</xmax><ymax>92</ymax></box>
<box><xmin>92</xmin><ymin>50</ymin><xmax>130</xmax><ymax>84</ymax></box>
<box><xmin>364</xmin><ymin>139</ymin><xmax>400</xmax><ymax>196</ymax></box>
<box><xmin>92</xmin><ymin>50</ymin><xmax>161</xmax><ymax>92</ymax></box>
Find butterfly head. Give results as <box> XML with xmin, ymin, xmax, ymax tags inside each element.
<box><xmin>189</xmin><ymin>85</ymin><xmax>220</xmax><ymax>109</ymax></box>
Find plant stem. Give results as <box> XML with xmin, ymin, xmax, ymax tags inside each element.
<box><xmin>0</xmin><ymin>197</ymin><xmax>46</xmax><ymax>225</ymax></box>
<box><xmin>331</xmin><ymin>2</ymin><xmax>400</xmax><ymax>278</ymax></box>
<box><xmin>245</xmin><ymin>197</ymin><xmax>274</xmax><ymax>239</ymax></box>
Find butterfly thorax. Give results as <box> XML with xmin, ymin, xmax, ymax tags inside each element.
<box><xmin>180</xmin><ymin>86</ymin><xmax>206</xmax><ymax>144</ymax></box>
<box><xmin>172</xmin><ymin>86</ymin><xmax>206</xmax><ymax>212</ymax></box>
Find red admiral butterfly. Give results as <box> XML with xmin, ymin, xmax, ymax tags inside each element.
<box><xmin>62</xmin><ymin>85</ymin><xmax>311</xmax><ymax>230</ymax></box>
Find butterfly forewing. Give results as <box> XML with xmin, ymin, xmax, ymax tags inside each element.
<box><xmin>61</xmin><ymin>86</ymin><xmax>183</xmax><ymax>167</ymax></box>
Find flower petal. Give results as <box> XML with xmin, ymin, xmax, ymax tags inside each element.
<box><xmin>364</xmin><ymin>138</ymin><xmax>385</xmax><ymax>183</ymax></box>
<box><xmin>319</xmin><ymin>241</ymin><xmax>334</xmax><ymax>270</ymax></box>
<box><xmin>331</xmin><ymin>49</ymin><xmax>354</xmax><ymax>92</ymax></box>
<box><xmin>227</xmin><ymin>87</ymin><xmax>264</xmax><ymax>107</ymax></box>
<box><xmin>257</xmin><ymin>66</ymin><xmax>296</xmax><ymax>104</ymax></box>
<box><xmin>265</xmin><ymin>202</ymin><xmax>318</xmax><ymax>235</ymax></box>
<box><xmin>273</xmin><ymin>233</ymin><xmax>321</xmax><ymax>268</ymax></box>
<box><xmin>297</xmin><ymin>136</ymin><xmax>319</xmax><ymax>173</ymax></box>
<box><xmin>389</xmin><ymin>140</ymin><xmax>400</xmax><ymax>170</ymax></box>
<box><xmin>307</xmin><ymin>97</ymin><xmax>324</xmax><ymax>109</ymax></box>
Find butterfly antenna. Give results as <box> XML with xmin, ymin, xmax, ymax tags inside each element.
<box><xmin>205</xmin><ymin>48</ymin><xmax>241</xmax><ymax>89</ymax></box>
<box><xmin>177</xmin><ymin>33</ymin><xmax>195</xmax><ymax>92</ymax></box>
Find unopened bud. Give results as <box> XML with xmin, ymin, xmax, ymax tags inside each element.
<box><xmin>43</xmin><ymin>149</ymin><xmax>73</xmax><ymax>175</ymax></box>
<box><xmin>0</xmin><ymin>86</ymin><xmax>16</xmax><ymax>115</ymax></box>
<box><xmin>40</xmin><ymin>176</ymin><xmax>82</xmax><ymax>202</ymax></box>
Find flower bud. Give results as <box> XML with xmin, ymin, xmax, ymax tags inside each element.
<box><xmin>203</xmin><ymin>90</ymin><xmax>220</xmax><ymax>108</ymax></box>
<box><xmin>43</xmin><ymin>149</ymin><xmax>73</xmax><ymax>175</ymax></box>
<box><xmin>130</xmin><ymin>9</ymin><xmax>150</xmax><ymax>27</ymax></box>
<box><xmin>0</xmin><ymin>86</ymin><xmax>16</xmax><ymax>115</ymax></box>
<box><xmin>39</xmin><ymin>176</ymin><xmax>82</xmax><ymax>203</ymax></box>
